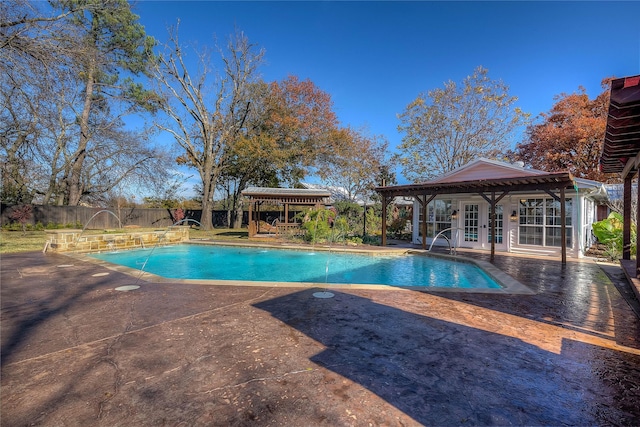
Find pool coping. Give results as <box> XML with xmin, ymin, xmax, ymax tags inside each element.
<box><xmin>65</xmin><ymin>240</ymin><xmax>534</xmax><ymax>295</ymax></box>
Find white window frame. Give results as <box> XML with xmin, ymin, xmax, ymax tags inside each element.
<box><xmin>518</xmin><ymin>198</ymin><xmax>572</xmax><ymax>248</ymax></box>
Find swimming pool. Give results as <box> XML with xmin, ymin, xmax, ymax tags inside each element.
<box><xmin>90</xmin><ymin>244</ymin><xmax>503</xmax><ymax>290</ymax></box>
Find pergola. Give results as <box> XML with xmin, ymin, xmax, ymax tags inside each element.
<box><xmin>241</xmin><ymin>187</ymin><xmax>331</xmax><ymax>237</ymax></box>
<box><xmin>375</xmin><ymin>172</ymin><xmax>577</xmax><ymax>263</ymax></box>
<box><xmin>599</xmin><ymin>75</ymin><xmax>640</xmax><ymax>276</ymax></box>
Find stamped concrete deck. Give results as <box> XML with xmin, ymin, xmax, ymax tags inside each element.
<box><xmin>2</xmin><ymin>246</ymin><xmax>640</xmax><ymax>426</ymax></box>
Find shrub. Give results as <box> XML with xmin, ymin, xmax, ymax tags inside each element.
<box><xmin>327</xmin><ymin>216</ymin><xmax>349</xmax><ymax>244</ymax></box>
<box><xmin>592</xmin><ymin>212</ymin><xmax>637</xmax><ymax>259</ymax></box>
<box><xmin>8</xmin><ymin>204</ymin><xmax>33</xmax><ymax>235</ymax></box>
<box><xmin>297</xmin><ymin>207</ymin><xmax>336</xmax><ymax>244</ymax></box>
<box><xmin>364</xmin><ymin>207</ymin><xmax>382</xmax><ymax>236</ymax></box>
<box><xmin>603</xmin><ymin>241</ymin><xmax>622</xmax><ymax>261</ymax></box>
<box><xmin>173</xmin><ymin>208</ymin><xmax>185</xmax><ymax>224</ymax></box>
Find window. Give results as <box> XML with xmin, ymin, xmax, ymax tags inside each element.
<box><xmin>418</xmin><ymin>199</ymin><xmax>452</xmax><ymax>238</ymax></box>
<box><xmin>519</xmin><ymin>198</ymin><xmax>572</xmax><ymax>247</ymax></box>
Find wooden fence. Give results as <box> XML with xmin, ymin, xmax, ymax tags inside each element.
<box><xmin>1</xmin><ymin>204</ymin><xmax>296</xmax><ymax>229</ymax></box>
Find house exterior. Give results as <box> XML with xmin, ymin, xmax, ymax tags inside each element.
<box><xmin>379</xmin><ymin>159</ymin><xmax>608</xmax><ymax>259</ymax></box>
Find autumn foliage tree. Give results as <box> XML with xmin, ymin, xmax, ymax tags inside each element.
<box><xmin>8</xmin><ymin>204</ymin><xmax>33</xmax><ymax>235</ymax></box>
<box><xmin>513</xmin><ymin>79</ymin><xmax>617</xmax><ymax>182</ymax></box>
<box><xmin>316</xmin><ymin>126</ymin><xmax>391</xmax><ymax>203</ymax></box>
<box><xmin>219</xmin><ymin>75</ymin><xmax>342</xmax><ymax>228</ymax></box>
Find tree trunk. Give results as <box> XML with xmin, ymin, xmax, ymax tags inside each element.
<box><xmin>233</xmin><ymin>200</ymin><xmax>243</xmax><ymax>229</ymax></box>
<box><xmin>199</xmin><ymin>169</ymin><xmax>216</xmax><ymax>230</ymax></box>
<box><xmin>225</xmin><ymin>184</ymin><xmax>233</xmax><ymax>227</ymax></box>
<box><xmin>200</xmin><ymin>199</ymin><xmax>213</xmax><ymax>230</ymax></box>
<box><xmin>231</xmin><ymin>177</ymin><xmax>248</xmax><ymax>229</ymax></box>
<box><xmin>67</xmin><ymin>58</ymin><xmax>96</xmax><ymax>206</ymax></box>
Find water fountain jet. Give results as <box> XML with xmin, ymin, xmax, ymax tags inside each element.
<box><xmin>73</xmin><ymin>210</ymin><xmax>122</xmax><ymax>253</ymax></box>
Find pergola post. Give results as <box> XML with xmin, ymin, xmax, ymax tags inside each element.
<box><xmin>256</xmin><ymin>201</ymin><xmax>262</xmax><ymax>234</ymax></box>
<box><xmin>479</xmin><ymin>191</ymin><xmax>508</xmax><ymax>260</ymax></box>
<box><xmin>417</xmin><ymin>194</ymin><xmax>437</xmax><ymax>250</ymax></box>
<box><xmin>636</xmin><ymin>179</ymin><xmax>640</xmax><ymax>277</ymax></box>
<box><xmin>284</xmin><ymin>202</ymin><xmax>290</xmax><ymax>224</ymax></box>
<box><xmin>381</xmin><ymin>196</ymin><xmax>388</xmax><ymax>246</ymax></box>
<box><xmin>248</xmin><ymin>200</ymin><xmax>255</xmax><ymax>237</ymax></box>
<box><xmin>623</xmin><ymin>174</ymin><xmax>633</xmax><ymax>260</ymax></box>
<box><xmin>560</xmin><ymin>186</ymin><xmax>567</xmax><ymax>265</ymax></box>
<box><xmin>490</xmin><ymin>191</ymin><xmax>496</xmax><ymax>259</ymax></box>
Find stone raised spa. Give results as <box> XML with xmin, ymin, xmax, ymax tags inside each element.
<box><xmin>43</xmin><ymin>226</ymin><xmax>189</xmax><ymax>253</ymax></box>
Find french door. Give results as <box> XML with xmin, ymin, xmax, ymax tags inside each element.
<box><xmin>462</xmin><ymin>203</ymin><xmax>505</xmax><ymax>249</ymax></box>
<box><xmin>463</xmin><ymin>204</ymin><xmax>480</xmax><ymax>244</ymax></box>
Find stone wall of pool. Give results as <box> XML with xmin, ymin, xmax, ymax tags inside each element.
<box><xmin>44</xmin><ymin>226</ymin><xmax>189</xmax><ymax>253</ymax></box>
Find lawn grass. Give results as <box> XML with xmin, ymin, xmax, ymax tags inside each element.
<box><xmin>0</xmin><ymin>227</ymin><xmax>249</xmax><ymax>254</ymax></box>
<box><xmin>0</xmin><ymin>230</ymin><xmax>49</xmax><ymax>254</ymax></box>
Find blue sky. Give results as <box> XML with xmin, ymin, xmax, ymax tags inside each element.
<box><xmin>134</xmin><ymin>1</ymin><xmax>640</xmax><ymax>185</ymax></box>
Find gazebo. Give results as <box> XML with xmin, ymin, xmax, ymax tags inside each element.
<box><xmin>241</xmin><ymin>187</ymin><xmax>331</xmax><ymax>238</ymax></box>
<box><xmin>599</xmin><ymin>75</ymin><xmax>640</xmax><ymax>279</ymax></box>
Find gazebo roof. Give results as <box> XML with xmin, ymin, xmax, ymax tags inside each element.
<box><xmin>600</xmin><ymin>75</ymin><xmax>640</xmax><ymax>175</ymax></box>
<box><xmin>375</xmin><ymin>172</ymin><xmax>576</xmax><ymax>198</ymax></box>
<box><xmin>241</xmin><ymin>187</ymin><xmax>331</xmax><ymax>204</ymax></box>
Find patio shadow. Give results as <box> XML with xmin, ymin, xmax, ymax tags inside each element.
<box><xmin>254</xmin><ymin>288</ymin><xmax>640</xmax><ymax>425</ymax></box>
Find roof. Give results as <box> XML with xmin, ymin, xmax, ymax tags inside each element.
<box><xmin>375</xmin><ymin>158</ymin><xmax>609</xmax><ymax>201</ymax></box>
<box><xmin>299</xmin><ymin>182</ymin><xmax>371</xmax><ymax>205</ymax></box>
<box><xmin>429</xmin><ymin>158</ymin><xmax>546</xmax><ymax>183</ymax></box>
<box><xmin>376</xmin><ymin>172</ymin><xmax>576</xmax><ymax>198</ymax></box>
<box><xmin>600</xmin><ymin>75</ymin><xmax>640</xmax><ymax>174</ymax></box>
<box><xmin>241</xmin><ymin>187</ymin><xmax>331</xmax><ymax>204</ymax></box>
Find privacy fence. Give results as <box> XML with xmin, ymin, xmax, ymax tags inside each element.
<box><xmin>1</xmin><ymin>204</ymin><xmax>295</xmax><ymax>229</ymax></box>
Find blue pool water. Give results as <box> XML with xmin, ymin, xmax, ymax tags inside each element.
<box><xmin>91</xmin><ymin>245</ymin><xmax>501</xmax><ymax>289</ymax></box>
<box><xmin>90</xmin><ymin>244</ymin><xmax>501</xmax><ymax>289</ymax></box>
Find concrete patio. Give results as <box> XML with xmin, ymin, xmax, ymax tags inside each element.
<box><xmin>1</xmin><ymin>247</ymin><xmax>639</xmax><ymax>426</ymax></box>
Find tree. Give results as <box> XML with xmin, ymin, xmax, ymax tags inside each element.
<box><xmin>396</xmin><ymin>66</ymin><xmax>529</xmax><ymax>182</ymax></box>
<box><xmin>0</xmin><ymin>0</ymin><xmax>86</xmax><ymax>65</ymax></box>
<box><xmin>512</xmin><ymin>79</ymin><xmax>617</xmax><ymax>182</ymax></box>
<box><xmin>150</xmin><ymin>26</ymin><xmax>263</xmax><ymax>230</ymax></box>
<box><xmin>1</xmin><ymin>0</ymin><xmax>164</xmax><ymax>206</ymax></box>
<box><xmin>55</xmin><ymin>0</ymin><xmax>157</xmax><ymax>205</ymax></box>
<box><xmin>7</xmin><ymin>204</ymin><xmax>33</xmax><ymax>235</ymax></box>
<box><xmin>0</xmin><ymin>0</ymin><xmax>79</xmax><ymax>204</ymax></box>
<box><xmin>317</xmin><ymin>126</ymin><xmax>391</xmax><ymax>203</ymax></box>
<box><xmin>218</xmin><ymin>75</ymin><xmax>341</xmax><ymax>228</ymax></box>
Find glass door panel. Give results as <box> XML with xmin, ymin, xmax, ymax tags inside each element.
<box><xmin>464</xmin><ymin>204</ymin><xmax>479</xmax><ymax>242</ymax></box>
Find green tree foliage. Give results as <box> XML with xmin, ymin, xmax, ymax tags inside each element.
<box><xmin>396</xmin><ymin>66</ymin><xmax>529</xmax><ymax>182</ymax></box>
<box><xmin>333</xmin><ymin>200</ymin><xmax>364</xmax><ymax>236</ymax></box>
<box><xmin>57</xmin><ymin>0</ymin><xmax>157</xmax><ymax>205</ymax></box>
